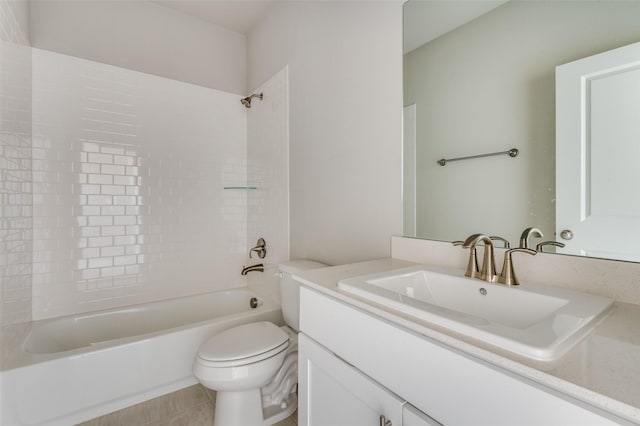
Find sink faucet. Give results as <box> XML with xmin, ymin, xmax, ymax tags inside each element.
<box><xmin>460</xmin><ymin>233</ymin><xmax>538</xmax><ymax>286</ymax></box>
<box><xmin>519</xmin><ymin>227</ymin><xmax>543</xmax><ymax>249</ymax></box>
<box><xmin>241</xmin><ymin>263</ymin><xmax>264</xmax><ymax>275</ymax></box>
<box><xmin>462</xmin><ymin>234</ymin><xmax>496</xmax><ymax>282</ymax></box>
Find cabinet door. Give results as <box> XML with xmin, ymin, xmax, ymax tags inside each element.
<box><xmin>298</xmin><ymin>333</ymin><xmax>404</xmax><ymax>426</ymax></box>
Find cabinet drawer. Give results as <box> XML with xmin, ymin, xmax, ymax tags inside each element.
<box><xmin>300</xmin><ymin>287</ymin><xmax>629</xmax><ymax>425</ymax></box>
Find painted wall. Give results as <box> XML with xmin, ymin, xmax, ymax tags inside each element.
<box><xmin>0</xmin><ymin>0</ymin><xmax>32</xmax><ymax>327</ymax></box>
<box><xmin>30</xmin><ymin>1</ymin><xmax>247</xmax><ymax>95</ymax></box>
<box><xmin>31</xmin><ymin>49</ymin><xmax>248</xmax><ymax>320</ymax></box>
<box><xmin>404</xmin><ymin>1</ymin><xmax>640</xmax><ymax>245</ymax></box>
<box><xmin>247</xmin><ymin>1</ymin><xmax>404</xmax><ymax>265</ymax></box>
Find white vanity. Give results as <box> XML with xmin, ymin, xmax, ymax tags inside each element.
<box><xmin>294</xmin><ymin>255</ymin><xmax>640</xmax><ymax>426</ymax></box>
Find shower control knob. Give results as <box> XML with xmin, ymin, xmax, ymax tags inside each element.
<box><xmin>560</xmin><ymin>229</ymin><xmax>573</xmax><ymax>240</ymax></box>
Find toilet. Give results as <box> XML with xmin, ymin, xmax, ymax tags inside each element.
<box><xmin>193</xmin><ymin>260</ymin><xmax>326</xmax><ymax>426</ymax></box>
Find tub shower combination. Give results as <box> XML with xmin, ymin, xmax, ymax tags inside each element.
<box><xmin>1</xmin><ymin>288</ymin><xmax>283</xmax><ymax>426</ymax></box>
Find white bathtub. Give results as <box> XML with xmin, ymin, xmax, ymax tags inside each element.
<box><xmin>0</xmin><ymin>288</ymin><xmax>283</xmax><ymax>426</ymax></box>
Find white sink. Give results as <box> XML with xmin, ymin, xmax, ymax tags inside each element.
<box><xmin>337</xmin><ymin>265</ymin><xmax>613</xmax><ymax>361</ymax></box>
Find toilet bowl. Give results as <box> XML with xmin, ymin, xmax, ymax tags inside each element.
<box><xmin>193</xmin><ymin>260</ymin><xmax>326</xmax><ymax>426</ymax></box>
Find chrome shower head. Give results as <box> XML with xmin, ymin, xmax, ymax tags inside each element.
<box><xmin>240</xmin><ymin>93</ymin><xmax>263</xmax><ymax>108</ymax></box>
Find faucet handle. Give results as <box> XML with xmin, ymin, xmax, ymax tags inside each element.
<box><xmin>489</xmin><ymin>236</ymin><xmax>511</xmax><ymax>248</ymax></box>
<box><xmin>452</xmin><ymin>240</ymin><xmax>479</xmax><ymax>278</ymax></box>
<box><xmin>536</xmin><ymin>241</ymin><xmax>566</xmax><ymax>253</ymax></box>
<box><xmin>498</xmin><ymin>248</ymin><xmax>536</xmax><ymax>286</ymax></box>
<box><xmin>249</xmin><ymin>237</ymin><xmax>267</xmax><ymax>259</ymax></box>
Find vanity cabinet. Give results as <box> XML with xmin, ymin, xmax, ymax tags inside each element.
<box><xmin>298</xmin><ymin>332</ymin><xmax>441</xmax><ymax>426</ymax></box>
<box><xmin>298</xmin><ymin>286</ymin><xmax>631</xmax><ymax>426</ymax></box>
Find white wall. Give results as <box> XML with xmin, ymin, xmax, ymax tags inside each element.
<box><xmin>31</xmin><ymin>49</ymin><xmax>248</xmax><ymax>320</ymax></box>
<box><xmin>247</xmin><ymin>1</ymin><xmax>404</xmax><ymax>265</ymax></box>
<box><xmin>404</xmin><ymin>1</ymin><xmax>640</xmax><ymax>245</ymax></box>
<box><xmin>0</xmin><ymin>0</ymin><xmax>32</xmax><ymax>326</ymax></box>
<box><xmin>30</xmin><ymin>1</ymin><xmax>247</xmax><ymax>95</ymax></box>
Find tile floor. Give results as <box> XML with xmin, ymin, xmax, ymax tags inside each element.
<box><xmin>77</xmin><ymin>384</ymin><xmax>298</xmax><ymax>426</ymax></box>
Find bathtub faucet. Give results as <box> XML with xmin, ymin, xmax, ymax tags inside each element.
<box><xmin>241</xmin><ymin>263</ymin><xmax>264</xmax><ymax>275</ymax></box>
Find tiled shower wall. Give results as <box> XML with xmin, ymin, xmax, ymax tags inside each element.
<box><xmin>31</xmin><ymin>49</ymin><xmax>249</xmax><ymax>320</ymax></box>
<box><xmin>0</xmin><ymin>0</ymin><xmax>32</xmax><ymax>327</ymax></box>
<box><xmin>247</xmin><ymin>67</ymin><xmax>289</xmax><ymax>268</ymax></box>
<box><xmin>244</xmin><ymin>67</ymin><xmax>291</xmax><ymax>301</ymax></box>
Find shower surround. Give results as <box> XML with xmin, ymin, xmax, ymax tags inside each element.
<box><xmin>2</xmin><ymin>0</ymin><xmax>291</xmax><ymax>334</ymax></box>
<box><xmin>30</xmin><ymin>49</ymin><xmax>248</xmax><ymax>320</ymax></box>
<box><xmin>0</xmin><ymin>0</ymin><xmax>32</xmax><ymax>328</ymax></box>
<box><xmin>1</xmin><ymin>31</ymin><xmax>291</xmax><ymax>423</ymax></box>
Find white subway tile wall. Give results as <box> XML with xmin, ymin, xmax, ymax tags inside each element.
<box><xmin>247</xmin><ymin>67</ymin><xmax>290</xmax><ymax>265</ymax></box>
<box><xmin>0</xmin><ymin>0</ymin><xmax>33</xmax><ymax>326</ymax></box>
<box><xmin>31</xmin><ymin>49</ymin><xmax>248</xmax><ymax>320</ymax></box>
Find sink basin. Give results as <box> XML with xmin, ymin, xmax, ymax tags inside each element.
<box><xmin>337</xmin><ymin>265</ymin><xmax>613</xmax><ymax>361</ymax></box>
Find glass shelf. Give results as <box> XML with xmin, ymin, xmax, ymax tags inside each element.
<box><xmin>223</xmin><ymin>186</ymin><xmax>257</xmax><ymax>190</ymax></box>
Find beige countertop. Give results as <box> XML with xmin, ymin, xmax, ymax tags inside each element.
<box><xmin>293</xmin><ymin>258</ymin><xmax>640</xmax><ymax>424</ymax></box>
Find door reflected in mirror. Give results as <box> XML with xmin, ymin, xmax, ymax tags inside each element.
<box><xmin>403</xmin><ymin>0</ymin><xmax>640</xmax><ymax>262</ymax></box>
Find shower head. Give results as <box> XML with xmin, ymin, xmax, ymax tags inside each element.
<box><xmin>240</xmin><ymin>93</ymin><xmax>263</xmax><ymax>108</ymax></box>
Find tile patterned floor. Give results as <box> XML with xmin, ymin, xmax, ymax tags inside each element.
<box><xmin>77</xmin><ymin>385</ymin><xmax>298</xmax><ymax>426</ymax></box>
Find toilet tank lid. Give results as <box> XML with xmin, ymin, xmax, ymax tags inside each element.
<box><xmin>278</xmin><ymin>260</ymin><xmax>327</xmax><ymax>274</ymax></box>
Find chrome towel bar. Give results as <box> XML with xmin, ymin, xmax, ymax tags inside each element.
<box><xmin>437</xmin><ymin>148</ymin><xmax>519</xmax><ymax>166</ymax></box>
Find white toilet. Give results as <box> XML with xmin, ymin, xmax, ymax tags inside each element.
<box><xmin>193</xmin><ymin>260</ymin><xmax>326</xmax><ymax>426</ymax></box>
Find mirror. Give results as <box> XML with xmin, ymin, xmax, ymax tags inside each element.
<box><xmin>403</xmin><ymin>0</ymin><xmax>640</xmax><ymax>261</ymax></box>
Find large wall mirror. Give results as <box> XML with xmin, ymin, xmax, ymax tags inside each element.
<box><xmin>403</xmin><ymin>0</ymin><xmax>640</xmax><ymax>262</ymax></box>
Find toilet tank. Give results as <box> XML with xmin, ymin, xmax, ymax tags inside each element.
<box><xmin>278</xmin><ymin>260</ymin><xmax>327</xmax><ymax>331</ymax></box>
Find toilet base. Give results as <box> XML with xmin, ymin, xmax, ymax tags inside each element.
<box><xmin>213</xmin><ymin>388</ymin><xmax>297</xmax><ymax>426</ymax></box>
<box><xmin>263</xmin><ymin>387</ymin><xmax>297</xmax><ymax>426</ymax></box>
<box><xmin>215</xmin><ymin>389</ymin><xmax>263</xmax><ymax>426</ymax></box>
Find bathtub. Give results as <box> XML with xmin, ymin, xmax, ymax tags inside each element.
<box><xmin>0</xmin><ymin>288</ymin><xmax>283</xmax><ymax>426</ymax></box>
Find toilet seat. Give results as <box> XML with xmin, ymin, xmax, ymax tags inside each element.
<box><xmin>197</xmin><ymin>321</ymin><xmax>289</xmax><ymax>368</ymax></box>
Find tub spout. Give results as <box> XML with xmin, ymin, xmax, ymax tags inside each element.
<box><xmin>241</xmin><ymin>263</ymin><xmax>264</xmax><ymax>275</ymax></box>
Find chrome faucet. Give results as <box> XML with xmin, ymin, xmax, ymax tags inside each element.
<box><xmin>241</xmin><ymin>263</ymin><xmax>264</xmax><ymax>275</ymax></box>
<box><xmin>462</xmin><ymin>234</ymin><xmax>496</xmax><ymax>282</ymax></box>
<box><xmin>519</xmin><ymin>227</ymin><xmax>543</xmax><ymax>249</ymax></box>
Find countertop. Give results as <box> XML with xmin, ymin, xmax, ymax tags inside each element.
<box><xmin>293</xmin><ymin>258</ymin><xmax>640</xmax><ymax>424</ymax></box>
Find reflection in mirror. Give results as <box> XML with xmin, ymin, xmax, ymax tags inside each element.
<box><xmin>403</xmin><ymin>0</ymin><xmax>640</xmax><ymax>262</ymax></box>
